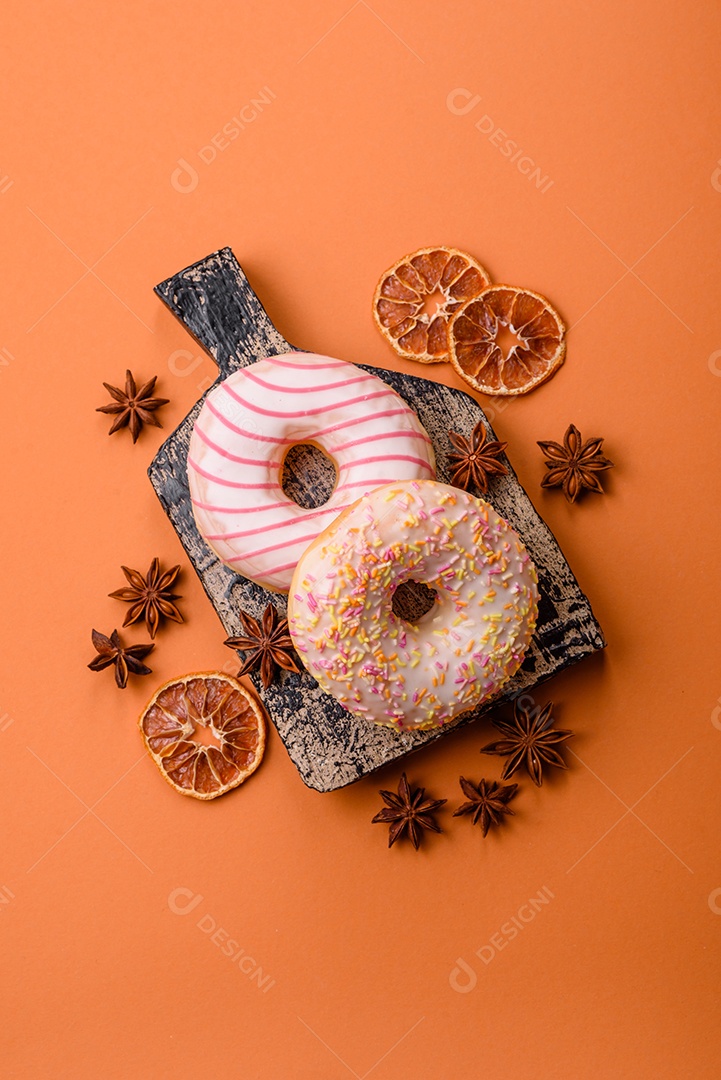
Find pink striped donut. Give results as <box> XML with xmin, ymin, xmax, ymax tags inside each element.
<box><xmin>187</xmin><ymin>352</ymin><xmax>436</xmax><ymax>591</ymax></box>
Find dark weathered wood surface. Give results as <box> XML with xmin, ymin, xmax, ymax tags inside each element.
<box><xmin>150</xmin><ymin>248</ymin><xmax>605</xmax><ymax>792</ymax></box>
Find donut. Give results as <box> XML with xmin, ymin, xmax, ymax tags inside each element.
<box><xmin>287</xmin><ymin>480</ymin><xmax>538</xmax><ymax>730</ymax></box>
<box><xmin>187</xmin><ymin>353</ymin><xmax>436</xmax><ymax>592</ymax></box>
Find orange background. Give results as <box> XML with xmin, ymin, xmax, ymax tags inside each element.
<box><xmin>2</xmin><ymin>1</ymin><xmax>721</xmax><ymax>1076</ymax></box>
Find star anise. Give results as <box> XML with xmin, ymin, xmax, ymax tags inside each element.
<box><xmin>87</xmin><ymin>629</ymin><xmax>154</xmax><ymax>689</ymax></box>
<box><xmin>96</xmin><ymin>370</ymin><xmax>169</xmax><ymax>443</ymax></box>
<box><xmin>372</xmin><ymin>772</ymin><xmax>447</xmax><ymax>849</ymax></box>
<box><xmin>224</xmin><ymin>602</ymin><xmax>299</xmax><ymax>689</ymax></box>
<box><xmin>538</xmin><ymin>423</ymin><xmax>613</xmax><ymax>503</ymax></box>
<box><xmin>109</xmin><ymin>558</ymin><xmax>183</xmax><ymax>639</ymax></box>
<box><xmin>452</xmin><ymin>776</ymin><xmax>518</xmax><ymax>836</ymax></box>
<box><xmin>481</xmin><ymin>700</ymin><xmax>574</xmax><ymax>786</ymax></box>
<box><xmin>447</xmin><ymin>421</ymin><xmax>508</xmax><ymax>493</ymax></box>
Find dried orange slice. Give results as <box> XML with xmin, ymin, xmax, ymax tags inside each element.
<box><xmin>373</xmin><ymin>246</ymin><xmax>491</xmax><ymax>363</ymax></box>
<box><xmin>448</xmin><ymin>285</ymin><xmax>566</xmax><ymax>396</ymax></box>
<box><xmin>139</xmin><ymin>672</ymin><xmax>266</xmax><ymax>800</ymax></box>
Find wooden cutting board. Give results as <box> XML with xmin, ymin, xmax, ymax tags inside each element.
<box><xmin>150</xmin><ymin>248</ymin><xmax>605</xmax><ymax>792</ymax></box>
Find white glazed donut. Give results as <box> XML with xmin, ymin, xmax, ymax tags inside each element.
<box><xmin>187</xmin><ymin>353</ymin><xmax>436</xmax><ymax>591</ymax></box>
<box><xmin>287</xmin><ymin>480</ymin><xmax>538</xmax><ymax>730</ymax></box>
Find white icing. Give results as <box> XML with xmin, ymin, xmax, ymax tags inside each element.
<box><xmin>187</xmin><ymin>353</ymin><xmax>436</xmax><ymax>591</ymax></box>
<box><xmin>287</xmin><ymin>481</ymin><xmax>539</xmax><ymax>730</ymax></box>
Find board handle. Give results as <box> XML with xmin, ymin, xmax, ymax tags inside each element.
<box><xmin>154</xmin><ymin>247</ymin><xmax>295</xmax><ymax>377</ymax></box>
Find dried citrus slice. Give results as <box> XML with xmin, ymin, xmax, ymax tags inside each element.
<box><xmin>373</xmin><ymin>246</ymin><xmax>492</xmax><ymax>363</ymax></box>
<box><xmin>139</xmin><ymin>672</ymin><xmax>266</xmax><ymax>800</ymax></box>
<box><xmin>448</xmin><ymin>285</ymin><xmax>566</xmax><ymax>396</ymax></box>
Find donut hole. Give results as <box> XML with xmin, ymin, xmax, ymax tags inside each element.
<box><xmin>421</xmin><ymin>288</ymin><xmax>446</xmax><ymax>319</ymax></box>
<box><xmin>281</xmin><ymin>443</ymin><xmax>337</xmax><ymax>509</ymax></box>
<box><xmin>391</xmin><ymin>580</ymin><xmax>438</xmax><ymax>623</ymax></box>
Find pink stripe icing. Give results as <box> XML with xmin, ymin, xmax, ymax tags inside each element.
<box><xmin>205</xmin><ymin>398</ymin><xmax>290</xmax><ymax>443</ymax></box>
<box><xmin>206</xmin><ymin>399</ymin><xmax>417</xmax><ymax>443</ymax></box>
<box><xmin>203</xmin><ymin>503</ymin><xmax>349</xmax><ymax>540</ymax></box>
<box><xmin>194</xmin><ymin>422</ymin><xmax>280</xmax><ymax>467</ymax></box>
<box><xmin>192</xmin><ymin>498</ymin><xmax>290</xmax><ymax>514</ymax></box>
<box><xmin>223</xmin><ymin>383</ymin><xmax>392</xmax><ymax>419</ymax></box>
<box><xmin>226</xmin><ymin>530</ymin><xmax>321</xmax><ymax>562</ymax></box>
<box><xmin>242</xmin><ymin>367</ymin><xmax>376</xmax><ymax>395</ymax></box>
<box><xmin>339</xmin><ymin>454</ymin><xmax>434</xmax><ymax>472</ymax></box>
<box><xmin>188</xmin><ymin>353</ymin><xmax>436</xmax><ymax>589</ymax></box>
<box><xmin>265</xmin><ymin>356</ymin><xmax>348</xmax><ymax>370</ymax></box>
<box><xmin>249</xmin><ymin>558</ymin><xmax>298</xmax><ymax>578</ymax></box>
<box><xmin>333</xmin><ymin>429</ymin><xmax>433</xmax><ymax>451</ymax></box>
<box><xmin>188</xmin><ymin>457</ymin><xmax>278</xmax><ymax>490</ymax></box>
<box><xmin>335</xmin><ymin>478</ymin><xmax>401</xmax><ymax>493</ymax></box>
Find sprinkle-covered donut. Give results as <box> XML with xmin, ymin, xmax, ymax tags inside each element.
<box><xmin>187</xmin><ymin>353</ymin><xmax>436</xmax><ymax>592</ymax></box>
<box><xmin>287</xmin><ymin>480</ymin><xmax>538</xmax><ymax>730</ymax></box>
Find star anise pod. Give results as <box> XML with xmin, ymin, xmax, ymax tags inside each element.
<box><xmin>372</xmin><ymin>772</ymin><xmax>447</xmax><ymax>849</ymax></box>
<box><xmin>537</xmin><ymin>423</ymin><xmax>613</xmax><ymax>503</ymax></box>
<box><xmin>87</xmin><ymin>629</ymin><xmax>154</xmax><ymax>690</ymax></box>
<box><xmin>452</xmin><ymin>776</ymin><xmax>518</xmax><ymax>836</ymax></box>
<box><xmin>109</xmin><ymin>558</ymin><xmax>183</xmax><ymax>639</ymax></box>
<box><xmin>447</xmin><ymin>421</ymin><xmax>508</xmax><ymax>493</ymax></box>
<box><xmin>224</xmin><ymin>602</ymin><xmax>299</xmax><ymax>689</ymax></box>
<box><xmin>481</xmin><ymin>700</ymin><xmax>574</xmax><ymax>786</ymax></box>
<box><xmin>96</xmin><ymin>370</ymin><xmax>169</xmax><ymax>443</ymax></box>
